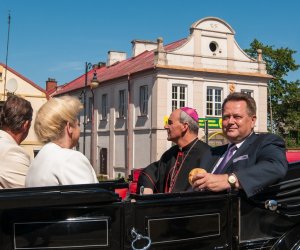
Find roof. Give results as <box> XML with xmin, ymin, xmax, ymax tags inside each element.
<box><xmin>51</xmin><ymin>35</ymin><xmax>271</xmax><ymax>96</ymax></box>
<box><xmin>52</xmin><ymin>38</ymin><xmax>187</xmax><ymax>96</ymax></box>
<box><xmin>0</xmin><ymin>63</ymin><xmax>46</xmax><ymax>94</ymax></box>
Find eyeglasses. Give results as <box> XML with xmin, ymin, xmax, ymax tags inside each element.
<box><xmin>167</xmin><ymin>119</ymin><xmax>173</xmax><ymax>125</ymax></box>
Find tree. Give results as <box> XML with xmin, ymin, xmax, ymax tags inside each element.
<box><xmin>245</xmin><ymin>39</ymin><xmax>300</xmax><ymax>144</ymax></box>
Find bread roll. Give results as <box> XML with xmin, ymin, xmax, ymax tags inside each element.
<box><xmin>188</xmin><ymin>168</ymin><xmax>207</xmax><ymax>185</ymax></box>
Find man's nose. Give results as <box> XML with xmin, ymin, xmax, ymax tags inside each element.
<box><xmin>228</xmin><ymin>116</ymin><xmax>235</xmax><ymax>124</ymax></box>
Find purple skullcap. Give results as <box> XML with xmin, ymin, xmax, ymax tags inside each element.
<box><xmin>180</xmin><ymin>107</ymin><xmax>199</xmax><ymax>123</ymax></box>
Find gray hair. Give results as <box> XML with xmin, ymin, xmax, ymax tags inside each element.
<box><xmin>179</xmin><ymin>110</ymin><xmax>199</xmax><ymax>134</ymax></box>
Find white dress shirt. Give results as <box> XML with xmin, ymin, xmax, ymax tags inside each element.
<box><xmin>211</xmin><ymin>140</ymin><xmax>245</xmax><ymax>174</ymax></box>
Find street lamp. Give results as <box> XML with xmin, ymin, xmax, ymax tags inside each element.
<box><xmin>83</xmin><ymin>62</ymin><xmax>99</xmax><ymax>156</ymax></box>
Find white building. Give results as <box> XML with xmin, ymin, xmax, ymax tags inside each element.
<box><xmin>51</xmin><ymin>17</ymin><xmax>271</xmax><ymax>179</ymax></box>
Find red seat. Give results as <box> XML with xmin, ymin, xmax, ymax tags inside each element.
<box><xmin>115</xmin><ymin>188</ymin><xmax>128</xmax><ymax>200</ymax></box>
<box><xmin>286</xmin><ymin>151</ymin><xmax>300</xmax><ymax>163</ymax></box>
<box><xmin>129</xmin><ymin>168</ymin><xmax>144</xmax><ymax>194</ymax></box>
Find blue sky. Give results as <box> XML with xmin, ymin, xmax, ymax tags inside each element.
<box><xmin>1</xmin><ymin>0</ymin><xmax>299</xmax><ymax>88</ymax></box>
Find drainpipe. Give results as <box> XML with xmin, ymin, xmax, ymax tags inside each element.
<box><xmin>127</xmin><ymin>74</ymin><xmax>132</xmax><ymax>178</ymax></box>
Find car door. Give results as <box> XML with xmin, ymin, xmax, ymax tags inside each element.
<box><xmin>125</xmin><ymin>191</ymin><xmax>239</xmax><ymax>250</ymax></box>
<box><xmin>0</xmin><ymin>184</ymin><xmax>124</xmax><ymax>250</ymax></box>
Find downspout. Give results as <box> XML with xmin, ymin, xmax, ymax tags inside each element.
<box><xmin>150</xmin><ymin>75</ymin><xmax>156</xmax><ymax>163</ymax></box>
<box><xmin>126</xmin><ymin>74</ymin><xmax>132</xmax><ymax>178</ymax></box>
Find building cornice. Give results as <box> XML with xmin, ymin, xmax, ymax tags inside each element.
<box><xmin>156</xmin><ymin>64</ymin><xmax>273</xmax><ymax>79</ymax></box>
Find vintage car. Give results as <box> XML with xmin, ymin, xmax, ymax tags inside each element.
<box><xmin>0</xmin><ymin>161</ymin><xmax>299</xmax><ymax>250</ymax></box>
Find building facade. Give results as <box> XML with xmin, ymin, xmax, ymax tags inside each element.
<box><xmin>52</xmin><ymin>17</ymin><xmax>271</xmax><ymax>179</ymax></box>
<box><xmin>0</xmin><ymin>63</ymin><xmax>48</xmax><ymax>159</ymax></box>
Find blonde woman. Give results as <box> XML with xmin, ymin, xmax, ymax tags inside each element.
<box><xmin>25</xmin><ymin>96</ymin><xmax>98</xmax><ymax>187</ymax></box>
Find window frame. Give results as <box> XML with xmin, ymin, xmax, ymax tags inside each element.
<box><xmin>241</xmin><ymin>89</ymin><xmax>254</xmax><ymax>97</ymax></box>
<box><xmin>206</xmin><ymin>87</ymin><xmax>222</xmax><ymax>116</ymax></box>
<box><xmin>139</xmin><ymin>85</ymin><xmax>148</xmax><ymax>116</ymax></box>
<box><xmin>101</xmin><ymin>94</ymin><xmax>108</xmax><ymax>120</ymax></box>
<box><xmin>172</xmin><ymin>84</ymin><xmax>187</xmax><ymax>111</ymax></box>
<box><xmin>118</xmin><ymin>89</ymin><xmax>126</xmax><ymax>118</ymax></box>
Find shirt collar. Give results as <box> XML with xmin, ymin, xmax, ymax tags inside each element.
<box><xmin>179</xmin><ymin>137</ymin><xmax>198</xmax><ymax>152</ymax></box>
<box><xmin>232</xmin><ymin>132</ymin><xmax>254</xmax><ymax>149</ymax></box>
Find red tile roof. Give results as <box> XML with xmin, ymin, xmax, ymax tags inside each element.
<box><xmin>52</xmin><ymin>38</ymin><xmax>187</xmax><ymax>96</ymax></box>
<box><xmin>0</xmin><ymin>63</ymin><xmax>46</xmax><ymax>94</ymax></box>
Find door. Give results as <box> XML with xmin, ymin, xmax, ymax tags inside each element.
<box><xmin>125</xmin><ymin>192</ymin><xmax>238</xmax><ymax>250</ymax></box>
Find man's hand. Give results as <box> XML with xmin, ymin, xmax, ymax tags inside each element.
<box><xmin>192</xmin><ymin>173</ymin><xmax>231</xmax><ymax>192</ymax></box>
<box><xmin>142</xmin><ymin>187</ymin><xmax>154</xmax><ymax>195</ymax></box>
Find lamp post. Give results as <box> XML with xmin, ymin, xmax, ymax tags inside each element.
<box><xmin>83</xmin><ymin>62</ymin><xmax>99</xmax><ymax>156</ymax></box>
<box><xmin>90</xmin><ymin>71</ymin><xmax>99</xmax><ymax>167</ymax></box>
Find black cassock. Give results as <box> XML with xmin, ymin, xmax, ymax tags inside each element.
<box><xmin>137</xmin><ymin>139</ymin><xmax>211</xmax><ymax>193</ymax></box>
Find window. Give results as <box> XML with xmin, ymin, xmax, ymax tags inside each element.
<box><xmin>206</xmin><ymin>88</ymin><xmax>222</xmax><ymax>116</ymax></box>
<box><xmin>139</xmin><ymin>85</ymin><xmax>148</xmax><ymax>115</ymax></box>
<box><xmin>241</xmin><ymin>89</ymin><xmax>253</xmax><ymax>97</ymax></box>
<box><xmin>209</xmin><ymin>41</ymin><xmax>218</xmax><ymax>52</ymax></box>
<box><xmin>119</xmin><ymin>90</ymin><xmax>126</xmax><ymax>118</ymax></box>
<box><xmin>101</xmin><ymin>94</ymin><xmax>108</xmax><ymax>120</ymax></box>
<box><xmin>100</xmin><ymin>148</ymin><xmax>107</xmax><ymax>175</ymax></box>
<box><xmin>172</xmin><ymin>85</ymin><xmax>187</xmax><ymax>110</ymax></box>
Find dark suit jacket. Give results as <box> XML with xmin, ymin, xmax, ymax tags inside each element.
<box><xmin>201</xmin><ymin>133</ymin><xmax>288</xmax><ymax>197</ymax></box>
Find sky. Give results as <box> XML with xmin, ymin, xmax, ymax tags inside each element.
<box><xmin>0</xmin><ymin>0</ymin><xmax>299</xmax><ymax>89</ymax></box>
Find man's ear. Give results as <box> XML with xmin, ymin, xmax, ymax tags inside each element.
<box><xmin>251</xmin><ymin>115</ymin><xmax>257</xmax><ymax>129</ymax></box>
<box><xmin>182</xmin><ymin>122</ymin><xmax>189</xmax><ymax>132</ymax></box>
<box><xmin>23</xmin><ymin>120</ymin><xmax>31</xmax><ymax>132</ymax></box>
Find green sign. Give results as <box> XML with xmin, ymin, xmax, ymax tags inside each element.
<box><xmin>199</xmin><ymin>118</ymin><xmax>222</xmax><ymax>129</ymax></box>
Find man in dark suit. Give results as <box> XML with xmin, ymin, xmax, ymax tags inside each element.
<box><xmin>192</xmin><ymin>92</ymin><xmax>288</xmax><ymax>197</ymax></box>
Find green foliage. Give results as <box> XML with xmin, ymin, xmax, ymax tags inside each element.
<box><xmin>245</xmin><ymin>39</ymin><xmax>300</xmax><ymax>143</ymax></box>
<box><xmin>97</xmin><ymin>175</ymin><xmax>108</xmax><ymax>181</ymax></box>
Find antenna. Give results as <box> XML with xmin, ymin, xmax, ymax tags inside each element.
<box><xmin>3</xmin><ymin>11</ymin><xmax>11</xmax><ymax>101</ymax></box>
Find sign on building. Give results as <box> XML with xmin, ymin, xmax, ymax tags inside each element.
<box><xmin>199</xmin><ymin>118</ymin><xmax>222</xmax><ymax>129</ymax></box>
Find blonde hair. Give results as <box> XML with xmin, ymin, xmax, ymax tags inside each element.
<box><xmin>35</xmin><ymin>96</ymin><xmax>82</xmax><ymax>143</ymax></box>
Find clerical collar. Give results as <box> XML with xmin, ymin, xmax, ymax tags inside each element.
<box><xmin>179</xmin><ymin>138</ymin><xmax>198</xmax><ymax>151</ymax></box>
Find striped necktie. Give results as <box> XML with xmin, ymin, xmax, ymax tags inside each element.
<box><xmin>214</xmin><ymin>144</ymin><xmax>237</xmax><ymax>174</ymax></box>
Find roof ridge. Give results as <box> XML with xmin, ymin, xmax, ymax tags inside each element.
<box><xmin>0</xmin><ymin>62</ymin><xmax>46</xmax><ymax>94</ymax></box>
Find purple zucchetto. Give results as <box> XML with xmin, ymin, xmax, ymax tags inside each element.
<box><xmin>180</xmin><ymin>107</ymin><xmax>199</xmax><ymax>123</ymax></box>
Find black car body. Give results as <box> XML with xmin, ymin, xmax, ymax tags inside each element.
<box><xmin>0</xmin><ymin>161</ymin><xmax>299</xmax><ymax>250</ymax></box>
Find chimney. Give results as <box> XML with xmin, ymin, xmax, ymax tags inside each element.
<box><xmin>46</xmin><ymin>78</ymin><xmax>57</xmax><ymax>92</ymax></box>
<box><xmin>107</xmin><ymin>51</ymin><xmax>127</xmax><ymax>66</ymax></box>
<box><xmin>131</xmin><ymin>40</ymin><xmax>157</xmax><ymax>57</ymax></box>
